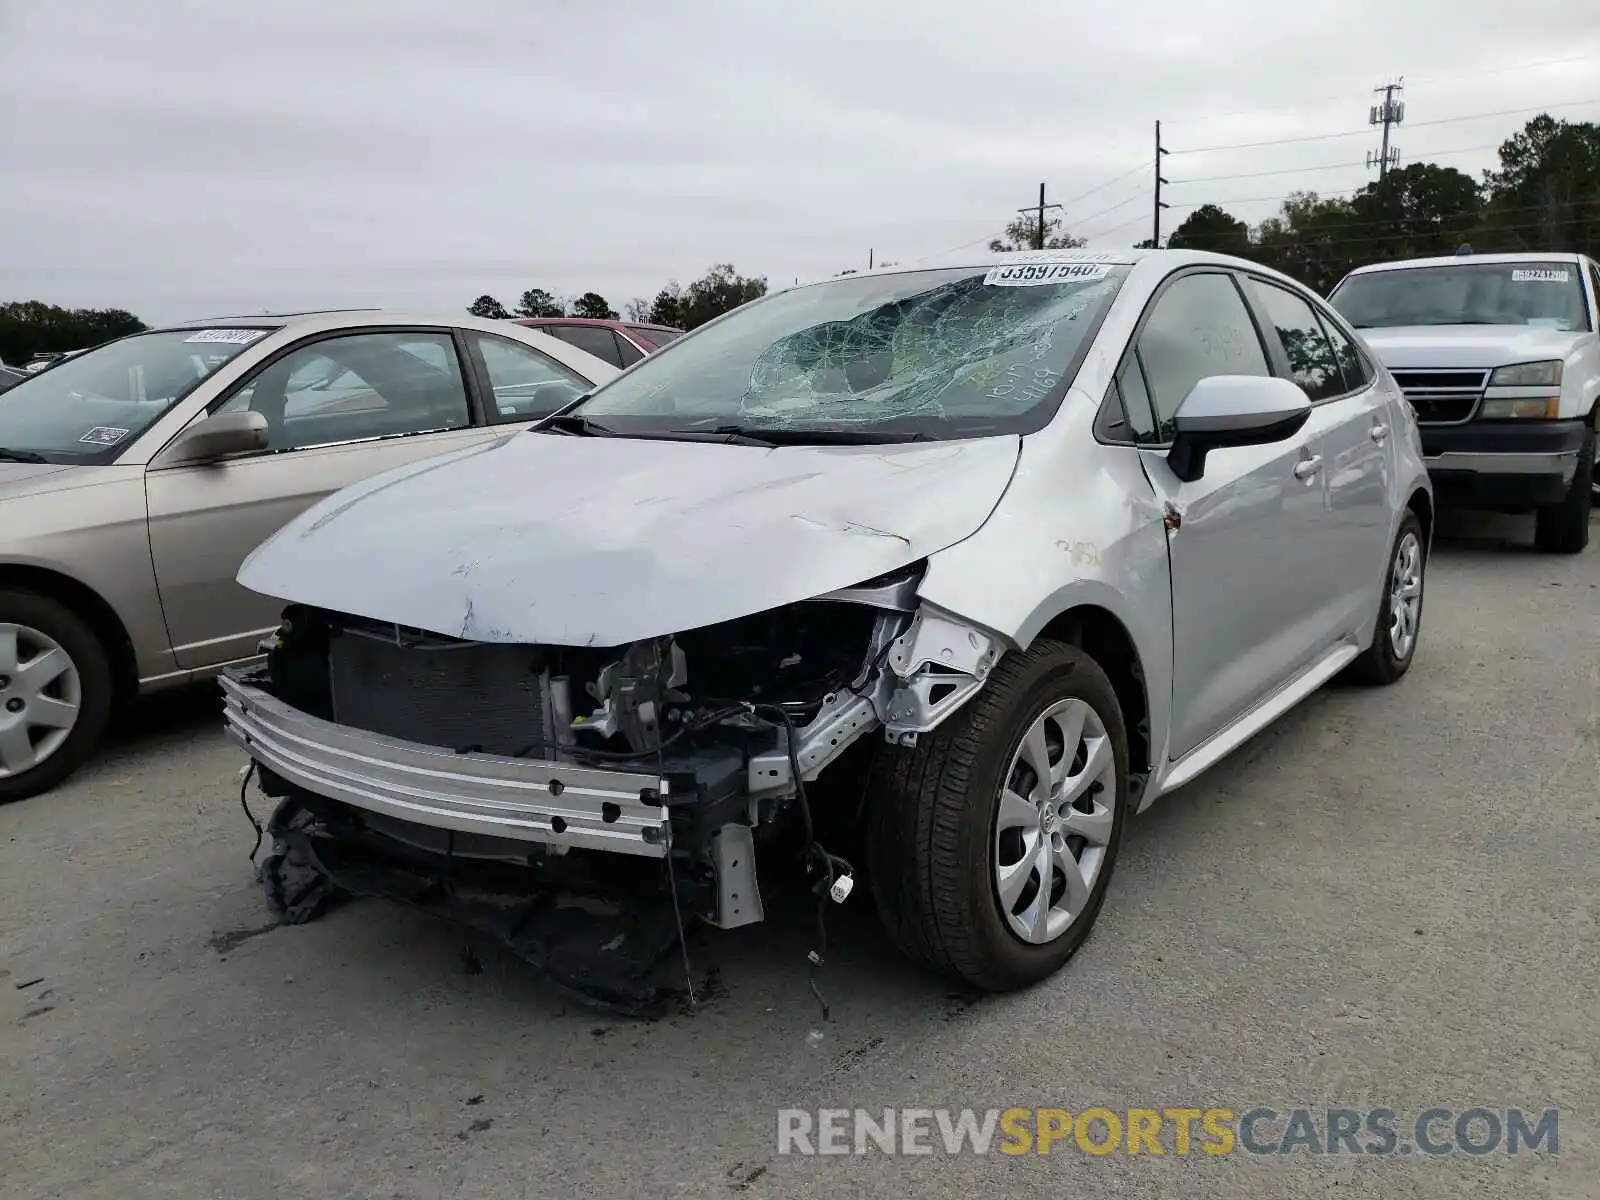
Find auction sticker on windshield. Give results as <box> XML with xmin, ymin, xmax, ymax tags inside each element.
<box><xmin>984</xmin><ymin>262</ymin><xmax>1113</xmax><ymax>287</ymax></box>
<box><xmin>79</xmin><ymin>426</ymin><xmax>130</xmax><ymax>446</ymax></box>
<box><xmin>1511</xmin><ymin>268</ymin><xmax>1570</xmax><ymax>283</ymax></box>
<box><xmin>184</xmin><ymin>329</ymin><xmax>270</xmax><ymax>345</ymax></box>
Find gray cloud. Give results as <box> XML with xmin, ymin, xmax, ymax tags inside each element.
<box><xmin>1</xmin><ymin>0</ymin><xmax>1595</xmax><ymax>323</ymax></box>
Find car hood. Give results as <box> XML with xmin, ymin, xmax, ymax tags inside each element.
<box><xmin>1356</xmin><ymin>324</ymin><xmax>1591</xmax><ymax>370</ymax></box>
<box><xmin>0</xmin><ymin>461</ymin><xmax>76</xmax><ymax>498</ymax></box>
<box><xmin>238</xmin><ymin>430</ymin><xmax>1022</xmax><ymax>647</ymax></box>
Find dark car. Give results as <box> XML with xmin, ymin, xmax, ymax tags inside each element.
<box><xmin>509</xmin><ymin>318</ymin><xmax>684</xmax><ymax>369</ymax></box>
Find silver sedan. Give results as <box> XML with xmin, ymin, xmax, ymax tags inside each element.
<box><xmin>0</xmin><ymin>310</ymin><xmax>616</xmax><ymax>801</ymax></box>
<box><xmin>229</xmin><ymin>249</ymin><xmax>1435</xmax><ymax>993</ymax></box>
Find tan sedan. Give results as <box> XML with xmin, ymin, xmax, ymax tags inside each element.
<box><xmin>0</xmin><ymin>310</ymin><xmax>617</xmax><ymax>800</ymax></box>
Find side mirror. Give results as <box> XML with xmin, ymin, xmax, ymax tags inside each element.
<box><xmin>1167</xmin><ymin>375</ymin><xmax>1311</xmax><ymax>483</ymax></box>
<box><xmin>156</xmin><ymin>410</ymin><xmax>270</xmax><ymax>467</ymax></box>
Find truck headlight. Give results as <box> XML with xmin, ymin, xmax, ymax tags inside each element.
<box><xmin>1480</xmin><ymin>397</ymin><xmax>1560</xmax><ymax>419</ymax></box>
<box><xmin>1488</xmin><ymin>360</ymin><xmax>1563</xmax><ymax>387</ymax></box>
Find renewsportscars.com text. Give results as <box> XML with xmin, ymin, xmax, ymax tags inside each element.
<box><xmin>776</xmin><ymin>1106</ymin><xmax>1559</xmax><ymax>1157</ymax></box>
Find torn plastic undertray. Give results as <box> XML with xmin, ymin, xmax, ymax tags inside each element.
<box><xmin>256</xmin><ymin>798</ymin><xmax>690</xmax><ymax>1018</ymax></box>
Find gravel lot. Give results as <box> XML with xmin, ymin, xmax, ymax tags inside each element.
<box><xmin>2</xmin><ymin>511</ymin><xmax>1596</xmax><ymax>1200</ymax></box>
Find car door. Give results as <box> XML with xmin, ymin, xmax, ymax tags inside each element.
<box><xmin>145</xmin><ymin>327</ymin><xmax>505</xmax><ymax>670</ymax></box>
<box><xmin>1124</xmin><ymin>270</ymin><xmax>1328</xmax><ymax>760</ymax></box>
<box><xmin>1241</xmin><ymin>275</ymin><xmax>1395</xmax><ymax>641</ymax></box>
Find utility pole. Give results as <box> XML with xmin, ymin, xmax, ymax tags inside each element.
<box><xmin>1153</xmin><ymin>121</ymin><xmax>1170</xmax><ymax>248</ymax></box>
<box><xmin>1017</xmin><ymin>182</ymin><xmax>1062</xmax><ymax>250</ymax></box>
<box><xmin>868</xmin><ymin>248</ymin><xmax>874</xmax><ymax>270</ymax></box>
<box><xmin>1367</xmin><ymin>79</ymin><xmax>1404</xmax><ymax>179</ymax></box>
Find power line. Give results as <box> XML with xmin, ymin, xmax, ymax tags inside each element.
<box><xmin>1167</xmin><ymin>97</ymin><xmax>1600</xmax><ymax>154</ymax></box>
<box><xmin>1055</xmin><ymin>160</ymin><xmax>1154</xmax><ymax>210</ymax></box>
<box><xmin>1175</xmin><ymin>52</ymin><xmax>1600</xmax><ymax>124</ymax></box>
<box><xmin>1175</xmin><ymin>142</ymin><xmax>1500</xmax><ymax>184</ymax></box>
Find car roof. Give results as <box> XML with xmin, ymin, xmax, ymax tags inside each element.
<box><xmin>786</xmin><ymin>246</ymin><xmax>1304</xmax><ymax>291</ymax></box>
<box><xmin>512</xmin><ymin>317</ymin><xmax>684</xmax><ymax>333</ymax></box>
<box><xmin>1344</xmin><ymin>251</ymin><xmax>1589</xmax><ymax>277</ymax></box>
<box><xmin>153</xmin><ymin>310</ymin><xmax>564</xmax><ymax>337</ymax></box>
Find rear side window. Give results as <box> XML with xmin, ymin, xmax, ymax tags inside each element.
<box><xmin>470</xmin><ymin>333</ymin><xmax>592</xmax><ymax>423</ymax></box>
<box><xmin>615</xmin><ymin>336</ymin><xmax>645</xmax><ymax>367</ymax></box>
<box><xmin>1137</xmin><ymin>272</ymin><xmax>1271</xmax><ymax>441</ymax></box>
<box><xmin>1316</xmin><ymin>315</ymin><xmax>1373</xmax><ymax>393</ymax></box>
<box><xmin>1245</xmin><ymin>279</ymin><xmax>1346</xmax><ymax>401</ymax></box>
<box><xmin>548</xmin><ymin>325</ymin><xmax>624</xmax><ymax>368</ymax></box>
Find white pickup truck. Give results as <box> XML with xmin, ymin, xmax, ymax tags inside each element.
<box><xmin>1328</xmin><ymin>251</ymin><xmax>1598</xmax><ymax>553</ymax></box>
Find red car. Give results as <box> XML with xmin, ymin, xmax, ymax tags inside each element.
<box><xmin>509</xmin><ymin>318</ymin><xmax>683</xmax><ymax>369</ymax></box>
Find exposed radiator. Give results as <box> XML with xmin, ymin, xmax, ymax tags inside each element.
<box><xmin>328</xmin><ymin>626</ymin><xmax>551</xmax><ymax>757</ymax></box>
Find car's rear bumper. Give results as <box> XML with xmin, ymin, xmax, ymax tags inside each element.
<box><xmin>1420</xmin><ymin>419</ymin><xmax>1586</xmax><ymax>509</ymax></box>
<box><xmin>220</xmin><ymin>670</ymin><xmax>671</xmax><ymax>858</ymax></box>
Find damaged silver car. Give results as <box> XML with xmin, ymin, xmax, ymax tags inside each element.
<box><xmin>223</xmin><ymin>249</ymin><xmax>1433</xmax><ymax>1011</ymax></box>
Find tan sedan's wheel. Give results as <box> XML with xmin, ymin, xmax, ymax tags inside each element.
<box><xmin>0</xmin><ymin>591</ymin><xmax>113</xmax><ymax>803</ymax></box>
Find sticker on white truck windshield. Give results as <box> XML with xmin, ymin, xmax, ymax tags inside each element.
<box><xmin>1511</xmin><ymin>268</ymin><xmax>1570</xmax><ymax>283</ymax></box>
<box><xmin>184</xmin><ymin>329</ymin><xmax>269</xmax><ymax>345</ymax></box>
<box><xmin>79</xmin><ymin>426</ymin><xmax>130</xmax><ymax>446</ymax></box>
<box><xmin>984</xmin><ymin>262</ymin><xmax>1113</xmax><ymax>287</ymax></box>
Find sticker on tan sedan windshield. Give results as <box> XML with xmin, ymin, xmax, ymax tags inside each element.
<box><xmin>984</xmin><ymin>262</ymin><xmax>1112</xmax><ymax>287</ymax></box>
<box><xmin>79</xmin><ymin>426</ymin><xmax>131</xmax><ymax>445</ymax></box>
<box><xmin>184</xmin><ymin>329</ymin><xmax>269</xmax><ymax>344</ymax></box>
<box><xmin>1511</xmin><ymin>268</ymin><xmax>1570</xmax><ymax>283</ymax></box>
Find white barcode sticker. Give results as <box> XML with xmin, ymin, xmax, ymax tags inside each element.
<box><xmin>984</xmin><ymin>262</ymin><xmax>1113</xmax><ymax>287</ymax></box>
<box><xmin>1510</xmin><ymin>268</ymin><xmax>1569</xmax><ymax>283</ymax></box>
<box><xmin>185</xmin><ymin>329</ymin><xmax>269</xmax><ymax>344</ymax></box>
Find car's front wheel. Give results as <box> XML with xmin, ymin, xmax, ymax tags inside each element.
<box><xmin>1533</xmin><ymin>424</ymin><xmax>1593</xmax><ymax>554</ymax></box>
<box><xmin>866</xmin><ymin>640</ymin><xmax>1129</xmax><ymax>991</ymax></box>
<box><xmin>1348</xmin><ymin>511</ymin><xmax>1427</xmax><ymax>685</ymax></box>
<box><xmin>0</xmin><ymin>590</ymin><xmax>114</xmax><ymax>803</ymax></box>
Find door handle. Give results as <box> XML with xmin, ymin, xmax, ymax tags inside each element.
<box><xmin>1293</xmin><ymin>455</ymin><xmax>1322</xmax><ymax>480</ymax></box>
<box><xmin>1370</xmin><ymin>423</ymin><xmax>1390</xmax><ymax>443</ymax></box>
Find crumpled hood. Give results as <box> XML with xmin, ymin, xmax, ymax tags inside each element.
<box><xmin>1357</xmin><ymin>324</ymin><xmax>1592</xmax><ymax>370</ymax></box>
<box><xmin>239</xmin><ymin>429</ymin><xmax>1022</xmax><ymax>647</ymax></box>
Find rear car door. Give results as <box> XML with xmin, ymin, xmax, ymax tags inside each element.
<box><xmin>145</xmin><ymin>328</ymin><xmax>503</xmax><ymax>669</ymax></box>
<box><xmin>1125</xmin><ymin>270</ymin><xmax>1328</xmax><ymax>759</ymax></box>
<box><xmin>1241</xmin><ymin>276</ymin><xmax>1395</xmax><ymax>641</ymax></box>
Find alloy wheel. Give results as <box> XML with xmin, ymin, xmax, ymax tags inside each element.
<box><xmin>993</xmin><ymin>696</ymin><xmax>1118</xmax><ymax>945</ymax></box>
<box><xmin>1389</xmin><ymin>531</ymin><xmax>1423</xmax><ymax>660</ymax></box>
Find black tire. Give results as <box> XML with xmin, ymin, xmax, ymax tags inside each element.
<box><xmin>1533</xmin><ymin>425</ymin><xmax>1593</xmax><ymax>555</ymax></box>
<box><xmin>1348</xmin><ymin>511</ymin><xmax>1427</xmax><ymax>686</ymax></box>
<box><xmin>0</xmin><ymin>589</ymin><xmax>115</xmax><ymax>804</ymax></box>
<box><xmin>866</xmin><ymin>640</ymin><xmax>1129</xmax><ymax>992</ymax></box>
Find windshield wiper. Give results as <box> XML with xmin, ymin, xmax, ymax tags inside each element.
<box><xmin>650</xmin><ymin>424</ymin><xmax>934</xmax><ymax>447</ymax></box>
<box><xmin>534</xmin><ymin>413</ymin><xmax>622</xmax><ymax>437</ymax></box>
<box><xmin>0</xmin><ymin>447</ymin><xmax>50</xmax><ymax>464</ymax></box>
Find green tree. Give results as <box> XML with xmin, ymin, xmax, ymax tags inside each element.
<box><xmin>646</xmin><ymin>284</ymin><xmax>683</xmax><ymax>328</ymax></box>
<box><xmin>676</xmin><ymin>265</ymin><xmax>767</xmax><ymax>330</ymax></box>
<box><xmin>1167</xmin><ymin>204</ymin><xmax>1251</xmax><ymax>255</ymax></box>
<box><xmin>989</xmin><ymin>213</ymin><xmax>1086</xmax><ymax>252</ymax></box>
<box><xmin>1248</xmin><ymin>191</ymin><xmax>1363</xmax><ymax>294</ymax></box>
<box><xmin>1347</xmin><ymin>162</ymin><xmax>1482</xmax><ymax>263</ymax></box>
<box><xmin>468</xmin><ymin>294</ymin><xmax>510</xmax><ymax>319</ymax></box>
<box><xmin>569</xmin><ymin>292</ymin><xmax>618</xmax><ymax>320</ymax></box>
<box><xmin>0</xmin><ymin>301</ymin><xmax>146</xmax><ymax>365</ymax></box>
<box><xmin>515</xmin><ymin>288</ymin><xmax>565</xmax><ymax>318</ymax></box>
<box><xmin>1479</xmin><ymin>115</ymin><xmax>1600</xmax><ymax>256</ymax></box>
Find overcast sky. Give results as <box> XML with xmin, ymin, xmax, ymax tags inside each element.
<box><xmin>1</xmin><ymin>0</ymin><xmax>1596</xmax><ymax>324</ymax></box>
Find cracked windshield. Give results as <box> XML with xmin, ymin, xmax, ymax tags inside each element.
<box><xmin>573</xmin><ymin>263</ymin><xmax>1129</xmax><ymax>439</ymax></box>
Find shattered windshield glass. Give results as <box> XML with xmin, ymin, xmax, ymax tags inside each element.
<box><xmin>569</xmin><ymin>263</ymin><xmax>1130</xmax><ymax>441</ymax></box>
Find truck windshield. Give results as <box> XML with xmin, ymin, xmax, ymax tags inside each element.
<box><xmin>0</xmin><ymin>329</ymin><xmax>270</xmax><ymax>462</ymax></box>
<box><xmin>1330</xmin><ymin>261</ymin><xmax>1591</xmax><ymax>332</ymax></box>
<box><xmin>568</xmin><ymin>263</ymin><xmax>1130</xmax><ymax>442</ymax></box>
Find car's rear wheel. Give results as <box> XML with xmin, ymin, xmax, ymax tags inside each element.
<box><xmin>866</xmin><ymin>640</ymin><xmax>1128</xmax><ymax>991</ymax></box>
<box><xmin>1348</xmin><ymin>512</ymin><xmax>1426</xmax><ymax>685</ymax></box>
<box><xmin>0</xmin><ymin>590</ymin><xmax>113</xmax><ymax>803</ymax></box>
<box><xmin>1534</xmin><ymin>424</ymin><xmax>1593</xmax><ymax>554</ymax></box>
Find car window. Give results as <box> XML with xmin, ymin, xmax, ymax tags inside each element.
<box><xmin>1137</xmin><ymin>272</ymin><xmax>1270</xmax><ymax>441</ymax></box>
<box><xmin>1114</xmin><ymin>358</ymin><xmax>1159</xmax><ymax>442</ymax></box>
<box><xmin>470</xmin><ymin>332</ymin><xmax>593</xmax><ymax>423</ymax></box>
<box><xmin>1244</xmin><ymin>279</ymin><xmax>1346</xmax><ymax>401</ymax></box>
<box><xmin>1329</xmin><ymin>261</ymin><xmax>1591</xmax><ymax>332</ymax></box>
<box><xmin>615</xmin><ymin>336</ymin><xmax>645</xmax><ymax>367</ymax></box>
<box><xmin>1588</xmin><ymin>262</ymin><xmax>1600</xmax><ymax>315</ymax></box>
<box><xmin>217</xmin><ymin>331</ymin><xmax>470</xmax><ymax>451</ymax></box>
<box><xmin>1315</xmin><ymin>315</ymin><xmax>1372</xmax><ymax>394</ymax></box>
<box><xmin>631</xmin><ymin>327</ymin><xmax>682</xmax><ymax>349</ymax></box>
<box><xmin>548</xmin><ymin>325</ymin><xmax>624</xmax><ymax>368</ymax></box>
